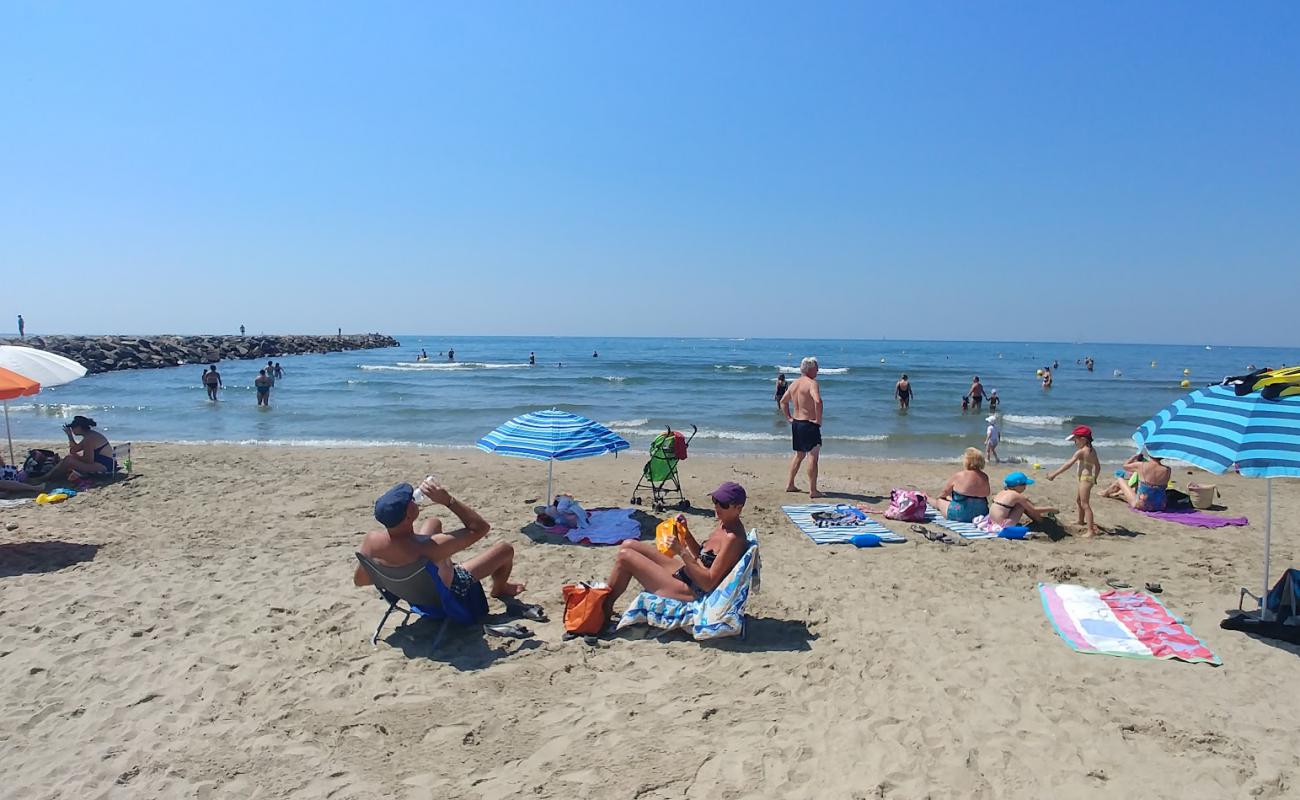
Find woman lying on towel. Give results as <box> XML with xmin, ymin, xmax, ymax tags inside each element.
<box><xmin>932</xmin><ymin>448</ymin><xmax>991</xmax><ymax>523</ymax></box>
<box><xmin>602</xmin><ymin>482</ymin><xmax>749</xmax><ymax>619</ymax></box>
<box><xmin>972</xmin><ymin>472</ymin><xmax>1058</xmax><ymax>533</ymax></box>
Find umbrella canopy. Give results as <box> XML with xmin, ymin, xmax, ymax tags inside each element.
<box><xmin>1134</xmin><ymin>377</ymin><xmax>1300</xmax><ymax>619</ymax></box>
<box><xmin>0</xmin><ymin>367</ymin><xmax>40</xmax><ymax>401</ymax></box>
<box><xmin>0</xmin><ymin>346</ymin><xmax>88</xmax><ymax>464</ymax></box>
<box><xmin>476</xmin><ymin>409</ymin><xmax>629</xmax><ymax>501</ymax></box>
<box><xmin>0</xmin><ymin>346</ymin><xmax>88</xmax><ymax>387</ymax></box>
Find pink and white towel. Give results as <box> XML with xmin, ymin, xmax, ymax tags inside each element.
<box><xmin>1038</xmin><ymin>583</ymin><xmax>1220</xmax><ymax>665</ymax></box>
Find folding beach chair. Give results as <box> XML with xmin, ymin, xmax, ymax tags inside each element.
<box><xmin>618</xmin><ymin>530</ymin><xmax>761</xmax><ymax>640</ymax></box>
<box><xmin>630</xmin><ymin>424</ymin><xmax>697</xmax><ymax>512</ymax></box>
<box><xmin>355</xmin><ymin>553</ymin><xmax>488</xmax><ymax>649</ymax></box>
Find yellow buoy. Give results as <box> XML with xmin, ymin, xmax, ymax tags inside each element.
<box><xmin>1036</xmin><ymin>369</ymin><xmax>1044</xmax><ymax>377</ymax></box>
<box><xmin>1180</xmin><ymin>379</ymin><xmax>1191</xmax><ymax>388</ymax></box>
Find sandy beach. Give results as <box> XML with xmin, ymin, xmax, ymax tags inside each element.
<box><xmin>2</xmin><ymin>443</ymin><xmax>1297</xmax><ymax>799</ymax></box>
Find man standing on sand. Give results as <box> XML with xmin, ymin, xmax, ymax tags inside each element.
<box><xmin>202</xmin><ymin>365</ymin><xmax>223</xmax><ymax>401</ymax></box>
<box><xmin>17</xmin><ymin>315</ymin><xmax>24</xmax><ymax>338</ymax></box>
<box><xmin>781</xmin><ymin>356</ymin><xmax>824</xmax><ymax>498</ymax></box>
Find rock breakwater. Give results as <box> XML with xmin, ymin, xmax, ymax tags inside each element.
<box><xmin>0</xmin><ymin>334</ymin><xmax>400</xmax><ymax>374</ymax></box>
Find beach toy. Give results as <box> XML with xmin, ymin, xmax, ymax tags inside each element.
<box><xmin>850</xmin><ymin>533</ymin><xmax>882</xmax><ymax>548</ymax></box>
<box><xmin>1032</xmin><ymin>463</ymin><xmax>1042</xmax><ymax>470</ymax></box>
<box><xmin>998</xmin><ymin>526</ymin><xmax>1030</xmax><ymax>540</ymax></box>
<box><xmin>1180</xmin><ymin>379</ymin><xmax>1191</xmax><ymax>388</ymax></box>
<box><xmin>655</xmin><ymin>515</ymin><xmax>689</xmax><ymax>555</ymax></box>
<box><xmin>35</xmin><ymin>492</ymin><xmax>69</xmax><ymax>505</ymax></box>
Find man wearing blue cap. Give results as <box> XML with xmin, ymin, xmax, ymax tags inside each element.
<box><xmin>354</xmin><ymin>478</ymin><xmax>539</xmax><ymax>620</ymax></box>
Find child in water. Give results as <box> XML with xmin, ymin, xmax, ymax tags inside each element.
<box><xmin>961</xmin><ymin>395</ymin><xmax>970</xmax><ymax>414</ymax></box>
<box><xmin>1047</xmin><ymin>425</ymin><xmax>1101</xmax><ymax>537</ymax></box>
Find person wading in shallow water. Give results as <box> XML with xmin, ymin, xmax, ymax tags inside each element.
<box><xmin>781</xmin><ymin>356</ymin><xmax>824</xmax><ymax>499</ymax></box>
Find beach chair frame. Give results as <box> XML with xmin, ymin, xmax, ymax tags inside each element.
<box><xmin>355</xmin><ymin>553</ymin><xmax>452</xmax><ymax>649</ymax></box>
<box><xmin>630</xmin><ymin>425</ymin><xmax>697</xmax><ymax>512</ymax></box>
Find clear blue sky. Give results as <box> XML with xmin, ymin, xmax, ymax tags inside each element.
<box><xmin>3</xmin><ymin>2</ymin><xmax>1297</xmax><ymax>345</ymax></box>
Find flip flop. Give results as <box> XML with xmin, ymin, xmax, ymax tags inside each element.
<box><xmin>1145</xmin><ymin>582</ymin><xmax>1163</xmax><ymax>594</ymax></box>
<box><xmin>909</xmin><ymin>524</ymin><xmax>939</xmax><ymax>541</ymax></box>
<box><xmin>1105</xmin><ymin>578</ymin><xmax>1132</xmax><ymax>590</ymax></box>
<box><xmin>485</xmin><ymin>622</ymin><xmax>532</xmax><ymax>639</ymax></box>
<box><xmin>502</xmin><ymin>599</ymin><xmax>548</xmax><ymax>622</ymax></box>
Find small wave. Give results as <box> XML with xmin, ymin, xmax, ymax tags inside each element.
<box><xmin>714</xmin><ymin>364</ymin><xmax>752</xmax><ymax>371</ymax></box>
<box><xmin>600</xmin><ymin>376</ymin><xmax>627</xmax><ymax>383</ymax></box>
<box><xmin>1003</xmin><ymin>436</ymin><xmax>1131</xmax><ymax>448</ymax></box>
<box><xmin>166</xmin><ymin>438</ymin><xmax>469</xmax><ymax>449</ymax></box>
<box><xmin>21</xmin><ymin>403</ymin><xmax>101</xmax><ymax>414</ymax></box>
<box><xmin>391</xmin><ymin>361</ymin><xmax>531</xmax><ymax>370</ymax></box>
<box><xmin>1002</xmin><ymin>414</ymin><xmax>1072</xmax><ymax>427</ymax></box>
<box><xmin>777</xmin><ymin>365</ymin><xmax>850</xmax><ymax>375</ymax></box>
<box><xmin>608</xmin><ymin>418</ymin><xmax>650</xmax><ymax>427</ymax></box>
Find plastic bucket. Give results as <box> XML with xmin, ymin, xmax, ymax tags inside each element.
<box><xmin>1188</xmin><ymin>483</ymin><xmax>1217</xmax><ymax>510</ymax></box>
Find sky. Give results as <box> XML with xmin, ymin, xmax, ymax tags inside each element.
<box><xmin>2</xmin><ymin>2</ymin><xmax>1298</xmax><ymax>345</ymax></box>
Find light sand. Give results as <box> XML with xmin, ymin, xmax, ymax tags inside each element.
<box><xmin>2</xmin><ymin>443</ymin><xmax>1298</xmax><ymax>799</ymax></box>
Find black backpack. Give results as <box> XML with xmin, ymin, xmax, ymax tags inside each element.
<box><xmin>23</xmin><ymin>449</ymin><xmax>60</xmax><ymax>479</ymax></box>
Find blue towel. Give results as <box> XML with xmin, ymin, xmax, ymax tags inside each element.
<box><xmin>782</xmin><ymin>504</ymin><xmax>905</xmax><ymax>545</ymax></box>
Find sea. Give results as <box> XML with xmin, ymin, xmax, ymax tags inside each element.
<box><xmin>6</xmin><ymin>337</ymin><xmax>1296</xmax><ymax>466</ymax></box>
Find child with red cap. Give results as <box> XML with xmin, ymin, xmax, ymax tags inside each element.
<box><xmin>1047</xmin><ymin>425</ymin><xmax>1101</xmax><ymax>536</ymax></box>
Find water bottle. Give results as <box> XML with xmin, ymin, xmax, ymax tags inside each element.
<box><xmin>412</xmin><ymin>474</ymin><xmax>441</xmax><ymax>506</ymax></box>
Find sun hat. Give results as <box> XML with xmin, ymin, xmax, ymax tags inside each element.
<box><xmin>374</xmin><ymin>483</ymin><xmax>415</xmax><ymax>527</ymax></box>
<box><xmin>986</xmin><ymin>415</ymin><xmax>998</xmax><ymax>424</ymax></box>
<box><xmin>1004</xmin><ymin>471</ymin><xmax>1035</xmax><ymax>488</ymax></box>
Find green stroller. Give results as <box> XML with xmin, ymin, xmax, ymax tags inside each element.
<box><xmin>630</xmin><ymin>425</ymin><xmax>697</xmax><ymax>512</ymax></box>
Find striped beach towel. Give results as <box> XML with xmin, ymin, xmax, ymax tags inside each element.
<box><xmin>925</xmin><ymin>506</ymin><xmax>997</xmax><ymax>539</ymax></box>
<box><xmin>1038</xmin><ymin>583</ymin><xmax>1221</xmax><ymax>665</ymax></box>
<box><xmin>782</xmin><ymin>504</ymin><xmax>904</xmax><ymax>545</ymax></box>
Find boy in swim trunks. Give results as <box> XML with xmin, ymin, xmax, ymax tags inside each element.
<box><xmin>1047</xmin><ymin>425</ymin><xmax>1101</xmax><ymax>536</ymax></box>
<box><xmin>781</xmin><ymin>356</ymin><xmax>824</xmax><ymax>499</ymax></box>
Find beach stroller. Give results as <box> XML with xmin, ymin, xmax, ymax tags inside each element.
<box><xmin>631</xmin><ymin>425</ymin><xmax>697</xmax><ymax>512</ymax></box>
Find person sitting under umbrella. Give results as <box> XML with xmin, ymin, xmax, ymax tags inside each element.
<box><xmin>1102</xmin><ymin>452</ymin><xmax>1172</xmax><ymax>511</ymax></box>
<box><xmin>28</xmin><ymin>415</ymin><xmax>114</xmax><ymax>486</ymax></box>
<box><xmin>600</xmin><ymin>482</ymin><xmax>750</xmax><ymax>623</ymax></box>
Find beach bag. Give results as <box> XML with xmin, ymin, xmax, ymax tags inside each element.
<box><xmin>23</xmin><ymin>449</ymin><xmax>59</xmax><ymax>480</ymax></box>
<box><xmin>561</xmin><ymin>582</ymin><xmax>613</xmax><ymax>635</ymax></box>
<box><xmin>885</xmin><ymin>488</ymin><xmax>928</xmax><ymax>522</ymax></box>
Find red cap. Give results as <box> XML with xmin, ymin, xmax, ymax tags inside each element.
<box><xmin>1069</xmin><ymin>425</ymin><xmax>1093</xmax><ymax>441</ymax></box>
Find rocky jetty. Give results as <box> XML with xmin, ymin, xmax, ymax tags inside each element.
<box><xmin>0</xmin><ymin>334</ymin><xmax>400</xmax><ymax>374</ymax></box>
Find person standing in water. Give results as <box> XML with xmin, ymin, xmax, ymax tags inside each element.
<box><xmin>448</xmin><ymin>348</ymin><xmax>455</xmax><ymax>362</ymax></box>
<box><xmin>274</xmin><ymin>362</ymin><xmax>284</xmax><ymax>380</ymax></box>
<box><xmin>529</xmin><ymin>352</ymin><xmax>536</xmax><ymax>366</ymax></box>
<box><xmin>202</xmin><ymin>365</ymin><xmax>223</xmax><ymax>401</ymax></box>
<box><xmin>967</xmin><ymin>376</ymin><xmax>985</xmax><ymax>410</ymax></box>
<box><xmin>781</xmin><ymin>357</ymin><xmax>824</xmax><ymax>499</ymax></box>
<box><xmin>774</xmin><ymin>372</ymin><xmax>788</xmax><ymax>408</ymax></box>
<box><xmin>265</xmin><ymin>360</ymin><xmax>276</xmax><ymax>386</ymax></box>
<box><xmin>895</xmin><ymin>374</ymin><xmax>913</xmax><ymax>410</ymax></box>
<box><xmin>593</xmin><ymin>350</ymin><xmax>599</xmax><ymax>358</ymax></box>
<box><xmin>255</xmin><ymin>369</ymin><xmax>273</xmax><ymax>406</ymax></box>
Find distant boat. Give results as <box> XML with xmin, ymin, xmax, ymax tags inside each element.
<box><xmin>1205</xmin><ymin>346</ymin><xmax>1213</xmax><ymax>350</ymax></box>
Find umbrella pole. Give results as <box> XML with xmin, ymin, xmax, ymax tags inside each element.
<box><xmin>546</xmin><ymin>459</ymin><xmax>554</xmax><ymax>505</ymax></box>
<box><xmin>3</xmin><ymin>399</ymin><xmax>13</xmax><ymax>465</ymax></box>
<box><xmin>1261</xmin><ymin>478</ymin><xmax>1274</xmax><ymax>621</ymax></box>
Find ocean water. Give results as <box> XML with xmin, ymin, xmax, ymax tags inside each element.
<box><xmin>6</xmin><ymin>336</ymin><xmax>1296</xmax><ymax>465</ymax></box>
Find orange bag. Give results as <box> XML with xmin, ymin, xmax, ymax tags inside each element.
<box><xmin>562</xmin><ymin>583</ymin><xmax>613</xmax><ymax>635</ymax></box>
<box><xmin>655</xmin><ymin>515</ymin><xmax>690</xmax><ymax>555</ymax></box>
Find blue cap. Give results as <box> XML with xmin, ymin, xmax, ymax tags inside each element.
<box><xmin>1004</xmin><ymin>471</ymin><xmax>1035</xmax><ymax>488</ymax></box>
<box><xmin>374</xmin><ymin>483</ymin><xmax>415</xmax><ymax>527</ymax></box>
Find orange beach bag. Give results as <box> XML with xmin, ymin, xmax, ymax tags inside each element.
<box><xmin>562</xmin><ymin>583</ymin><xmax>613</xmax><ymax>635</ymax></box>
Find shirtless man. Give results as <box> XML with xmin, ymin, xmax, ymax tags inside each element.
<box><xmin>781</xmin><ymin>356</ymin><xmax>824</xmax><ymax>498</ymax></box>
<box><xmin>255</xmin><ymin>370</ymin><xmax>273</xmax><ymax>406</ymax></box>
<box><xmin>202</xmin><ymin>365</ymin><xmax>223</xmax><ymax>401</ymax></box>
<box><xmin>967</xmin><ymin>376</ymin><xmax>985</xmax><ymax>410</ymax></box>
<box><xmin>353</xmin><ymin>479</ymin><xmax>539</xmax><ymax>620</ymax></box>
<box><xmin>895</xmin><ymin>374</ymin><xmax>913</xmax><ymax>410</ymax></box>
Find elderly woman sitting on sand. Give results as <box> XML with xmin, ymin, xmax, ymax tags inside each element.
<box><xmin>1101</xmin><ymin>452</ymin><xmax>1172</xmax><ymax>512</ymax></box>
<box><xmin>932</xmin><ymin>447</ymin><xmax>991</xmax><ymax>522</ymax></box>
<box><xmin>973</xmin><ymin>471</ymin><xmax>1059</xmax><ymax>533</ymax></box>
<box><xmin>601</xmin><ymin>482</ymin><xmax>750</xmax><ymax>621</ymax></box>
<box><xmin>27</xmin><ymin>415</ymin><xmax>114</xmax><ymax>486</ymax></box>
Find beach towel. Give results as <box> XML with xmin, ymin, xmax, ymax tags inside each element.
<box><xmin>925</xmin><ymin>506</ymin><xmax>998</xmax><ymax>539</ymax></box>
<box><xmin>782</xmin><ymin>504</ymin><xmax>904</xmax><ymax>545</ymax></box>
<box><xmin>1038</xmin><ymin>583</ymin><xmax>1220</xmax><ymax>665</ymax></box>
<box><xmin>0</xmin><ymin>498</ymin><xmax>30</xmax><ymax>509</ymax></box>
<box><xmin>565</xmin><ymin>508</ymin><xmax>641</xmax><ymax>545</ymax></box>
<box><xmin>618</xmin><ymin>530</ymin><xmax>760</xmax><ymax>640</ymax></box>
<box><xmin>1131</xmin><ymin>507</ymin><xmax>1248</xmax><ymax>528</ymax></box>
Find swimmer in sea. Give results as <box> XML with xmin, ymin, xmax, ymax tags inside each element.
<box><xmin>895</xmin><ymin>374</ymin><xmax>913</xmax><ymax>410</ymax></box>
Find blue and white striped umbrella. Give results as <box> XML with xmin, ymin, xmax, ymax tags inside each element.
<box><xmin>476</xmin><ymin>409</ymin><xmax>629</xmax><ymax>501</ymax></box>
<box><xmin>1134</xmin><ymin>382</ymin><xmax>1300</xmax><ymax>619</ymax></box>
<box><xmin>1133</xmin><ymin>383</ymin><xmax>1300</xmax><ymax>478</ymax></box>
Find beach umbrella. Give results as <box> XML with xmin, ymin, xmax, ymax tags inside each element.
<box><xmin>476</xmin><ymin>409</ymin><xmax>630</xmax><ymax>502</ymax></box>
<box><xmin>0</xmin><ymin>346</ymin><xmax>89</xmax><ymax>465</ymax></box>
<box><xmin>0</xmin><ymin>367</ymin><xmax>41</xmax><ymax>464</ymax></box>
<box><xmin>1133</xmin><ymin>378</ymin><xmax>1300</xmax><ymax>620</ymax></box>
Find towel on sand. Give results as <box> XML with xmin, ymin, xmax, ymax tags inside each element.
<box><xmin>1132</xmin><ymin>507</ymin><xmax>1248</xmax><ymax>528</ymax></box>
<box><xmin>1039</xmin><ymin>583</ymin><xmax>1220</xmax><ymax>665</ymax></box>
<box><xmin>565</xmin><ymin>508</ymin><xmax>641</xmax><ymax>545</ymax></box>
<box><xmin>782</xmin><ymin>504</ymin><xmax>904</xmax><ymax>545</ymax></box>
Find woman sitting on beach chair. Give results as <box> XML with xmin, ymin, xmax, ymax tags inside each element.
<box><xmin>932</xmin><ymin>447</ymin><xmax>991</xmax><ymax>523</ymax></box>
<box><xmin>601</xmin><ymin>482</ymin><xmax>749</xmax><ymax>623</ymax></box>
<box><xmin>27</xmin><ymin>416</ymin><xmax>114</xmax><ymax>487</ymax></box>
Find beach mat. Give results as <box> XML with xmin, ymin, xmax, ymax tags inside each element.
<box><xmin>925</xmin><ymin>506</ymin><xmax>997</xmax><ymax>539</ymax></box>
<box><xmin>782</xmin><ymin>504</ymin><xmax>904</xmax><ymax>545</ymax></box>
<box><xmin>1038</xmin><ymin>583</ymin><xmax>1221</xmax><ymax>665</ymax></box>
<box><xmin>1132</xmin><ymin>507</ymin><xmax>1248</xmax><ymax>528</ymax></box>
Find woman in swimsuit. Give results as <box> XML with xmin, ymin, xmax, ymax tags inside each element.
<box><xmin>974</xmin><ymin>472</ymin><xmax>1058</xmax><ymax>533</ymax></box>
<box><xmin>602</xmin><ymin>482</ymin><xmax>749</xmax><ymax>619</ymax></box>
<box><xmin>29</xmin><ymin>415</ymin><xmax>114</xmax><ymax>486</ymax></box>
<box><xmin>774</xmin><ymin>372</ymin><xmax>788</xmax><ymax>407</ymax></box>
<box><xmin>1047</xmin><ymin>425</ymin><xmax>1101</xmax><ymax>536</ymax></box>
<box><xmin>1104</xmin><ymin>452</ymin><xmax>1171</xmax><ymax>512</ymax></box>
<box><xmin>895</xmin><ymin>374</ymin><xmax>913</xmax><ymax>410</ymax></box>
<box><xmin>932</xmin><ymin>448</ymin><xmax>991</xmax><ymax>523</ymax></box>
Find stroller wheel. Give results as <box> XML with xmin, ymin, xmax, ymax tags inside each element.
<box><xmin>631</xmin><ymin>496</ymin><xmax>641</xmax><ymax>505</ymax></box>
<box><xmin>677</xmin><ymin>499</ymin><xmax>690</xmax><ymax>510</ymax></box>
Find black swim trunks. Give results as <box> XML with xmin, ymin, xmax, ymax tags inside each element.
<box><xmin>791</xmin><ymin>419</ymin><xmax>822</xmax><ymax>452</ymax></box>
